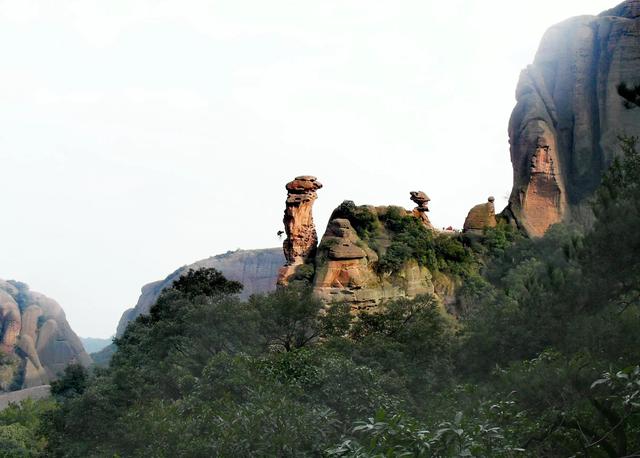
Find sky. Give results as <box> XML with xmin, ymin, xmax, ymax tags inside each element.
<box><xmin>0</xmin><ymin>0</ymin><xmax>617</xmax><ymax>338</ymax></box>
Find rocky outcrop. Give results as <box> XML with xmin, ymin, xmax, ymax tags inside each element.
<box><xmin>0</xmin><ymin>280</ymin><xmax>91</xmax><ymax>391</ymax></box>
<box><xmin>410</xmin><ymin>191</ymin><xmax>434</xmax><ymax>229</ymax></box>
<box><xmin>116</xmin><ymin>248</ymin><xmax>284</xmax><ymax>337</ymax></box>
<box><xmin>507</xmin><ymin>0</ymin><xmax>640</xmax><ymax>236</ymax></box>
<box><xmin>277</xmin><ymin>176</ymin><xmax>323</xmax><ymax>285</ymax></box>
<box><xmin>463</xmin><ymin>197</ymin><xmax>497</xmax><ymax>233</ymax></box>
<box><xmin>311</xmin><ymin>201</ymin><xmax>455</xmax><ymax>312</ymax></box>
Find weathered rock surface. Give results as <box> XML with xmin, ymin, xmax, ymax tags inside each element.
<box><xmin>0</xmin><ymin>280</ymin><xmax>91</xmax><ymax>391</ymax></box>
<box><xmin>463</xmin><ymin>197</ymin><xmax>497</xmax><ymax>233</ymax></box>
<box><xmin>312</xmin><ymin>202</ymin><xmax>455</xmax><ymax>312</ymax></box>
<box><xmin>410</xmin><ymin>191</ymin><xmax>434</xmax><ymax>229</ymax></box>
<box><xmin>277</xmin><ymin>176</ymin><xmax>323</xmax><ymax>285</ymax></box>
<box><xmin>507</xmin><ymin>0</ymin><xmax>640</xmax><ymax>236</ymax></box>
<box><xmin>116</xmin><ymin>248</ymin><xmax>284</xmax><ymax>337</ymax></box>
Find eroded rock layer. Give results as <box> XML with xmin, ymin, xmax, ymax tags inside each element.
<box><xmin>277</xmin><ymin>176</ymin><xmax>323</xmax><ymax>285</ymax></box>
<box><xmin>463</xmin><ymin>197</ymin><xmax>497</xmax><ymax>233</ymax></box>
<box><xmin>507</xmin><ymin>0</ymin><xmax>640</xmax><ymax>236</ymax></box>
<box><xmin>0</xmin><ymin>280</ymin><xmax>91</xmax><ymax>391</ymax></box>
<box><xmin>311</xmin><ymin>200</ymin><xmax>456</xmax><ymax>313</ymax></box>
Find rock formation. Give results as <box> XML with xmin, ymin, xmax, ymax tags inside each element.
<box><xmin>506</xmin><ymin>0</ymin><xmax>640</xmax><ymax>236</ymax></box>
<box><xmin>0</xmin><ymin>280</ymin><xmax>91</xmax><ymax>391</ymax></box>
<box><xmin>312</xmin><ymin>201</ymin><xmax>455</xmax><ymax>312</ymax></box>
<box><xmin>277</xmin><ymin>176</ymin><xmax>323</xmax><ymax>285</ymax></box>
<box><xmin>116</xmin><ymin>248</ymin><xmax>284</xmax><ymax>337</ymax></box>
<box><xmin>463</xmin><ymin>197</ymin><xmax>497</xmax><ymax>233</ymax></box>
<box><xmin>410</xmin><ymin>191</ymin><xmax>433</xmax><ymax>229</ymax></box>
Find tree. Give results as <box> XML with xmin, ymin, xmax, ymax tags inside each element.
<box><xmin>250</xmin><ymin>286</ymin><xmax>350</xmax><ymax>352</ymax></box>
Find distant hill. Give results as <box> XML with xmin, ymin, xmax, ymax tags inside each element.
<box><xmin>115</xmin><ymin>248</ymin><xmax>284</xmax><ymax>337</ymax></box>
<box><xmin>80</xmin><ymin>337</ymin><xmax>113</xmax><ymax>354</ymax></box>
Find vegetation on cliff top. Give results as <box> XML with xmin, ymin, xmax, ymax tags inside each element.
<box><xmin>330</xmin><ymin>201</ymin><xmax>482</xmax><ymax>277</ymax></box>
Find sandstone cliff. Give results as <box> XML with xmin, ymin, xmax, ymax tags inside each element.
<box><xmin>507</xmin><ymin>0</ymin><xmax>640</xmax><ymax>236</ymax></box>
<box><xmin>116</xmin><ymin>248</ymin><xmax>284</xmax><ymax>337</ymax></box>
<box><xmin>0</xmin><ymin>280</ymin><xmax>91</xmax><ymax>391</ymax></box>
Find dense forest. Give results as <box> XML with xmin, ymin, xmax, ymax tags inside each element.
<box><xmin>1</xmin><ymin>137</ymin><xmax>639</xmax><ymax>457</ymax></box>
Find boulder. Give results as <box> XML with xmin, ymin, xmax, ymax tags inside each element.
<box><xmin>463</xmin><ymin>197</ymin><xmax>497</xmax><ymax>233</ymax></box>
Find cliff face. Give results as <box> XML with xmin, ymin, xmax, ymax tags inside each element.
<box><xmin>507</xmin><ymin>0</ymin><xmax>640</xmax><ymax>236</ymax></box>
<box><xmin>0</xmin><ymin>280</ymin><xmax>91</xmax><ymax>391</ymax></box>
<box><xmin>116</xmin><ymin>248</ymin><xmax>284</xmax><ymax>337</ymax></box>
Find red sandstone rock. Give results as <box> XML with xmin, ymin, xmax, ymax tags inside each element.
<box><xmin>410</xmin><ymin>191</ymin><xmax>433</xmax><ymax>229</ymax></box>
<box><xmin>463</xmin><ymin>197</ymin><xmax>497</xmax><ymax>233</ymax></box>
<box><xmin>277</xmin><ymin>176</ymin><xmax>322</xmax><ymax>285</ymax></box>
<box><xmin>507</xmin><ymin>0</ymin><xmax>640</xmax><ymax>236</ymax></box>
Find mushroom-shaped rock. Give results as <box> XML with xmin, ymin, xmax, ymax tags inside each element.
<box><xmin>410</xmin><ymin>191</ymin><xmax>433</xmax><ymax>229</ymax></box>
<box><xmin>463</xmin><ymin>197</ymin><xmax>497</xmax><ymax>233</ymax></box>
<box><xmin>410</xmin><ymin>191</ymin><xmax>430</xmax><ymax>210</ymax></box>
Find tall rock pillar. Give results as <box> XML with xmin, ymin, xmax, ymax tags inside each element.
<box><xmin>277</xmin><ymin>176</ymin><xmax>323</xmax><ymax>286</ymax></box>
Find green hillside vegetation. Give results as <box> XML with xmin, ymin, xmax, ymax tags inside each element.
<box><xmin>329</xmin><ymin>202</ymin><xmax>477</xmax><ymax>277</ymax></box>
<box><xmin>2</xmin><ymin>137</ymin><xmax>639</xmax><ymax>456</ymax></box>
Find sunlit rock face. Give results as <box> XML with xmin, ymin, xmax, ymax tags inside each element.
<box><xmin>463</xmin><ymin>197</ymin><xmax>497</xmax><ymax>234</ymax></box>
<box><xmin>0</xmin><ymin>280</ymin><xmax>91</xmax><ymax>391</ymax></box>
<box><xmin>313</xmin><ymin>209</ymin><xmax>439</xmax><ymax>312</ymax></box>
<box><xmin>277</xmin><ymin>176</ymin><xmax>323</xmax><ymax>286</ymax></box>
<box><xmin>507</xmin><ymin>0</ymin><xmax>640</xmax><ymax>236</ymax></box>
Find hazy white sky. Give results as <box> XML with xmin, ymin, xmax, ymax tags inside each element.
<box><xmin>0</xmin><ymin>0</ymin><xmax>616</xmax><ymax>338</ymax></box>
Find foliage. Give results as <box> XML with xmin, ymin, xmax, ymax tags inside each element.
<box><xmin>376</xmin><ymin>206</ymin><xmax>476</xmax><ymax>276</ymax></box>
<box><xmin>0</xmin><ymin>399</ymin><xmax>54</xmax><ymax>457</ymax></box>
<box><xmin>50</xmin><ymin>364</ymin><xmax>88</xmax><ymax>400</ymax></box>
<box><xmin>32</xmin><ymin>138</ymin><xmax>640</xmax><ymax>456</ymax></box>
<box><xmin>327</xmin><ymin>409</ymin><xmax>523</xmax><ymax>458</ymax></box>
<box><xmin>618</xmin><ymin>82</ymin><xmax>640</xmax><ymax>109</ymax></box>
<box><xmin>0</xmin><ymin>350</ymin><xmax>21</xmax><ymax>391</ymax></box>
<box><xmin>331</xmin><ymin>200</ymin><xmax>380</xmax><ymax>239</ymax></box>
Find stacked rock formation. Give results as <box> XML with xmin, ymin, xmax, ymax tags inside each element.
<box><xmin>507</xmin><ymin>0</ymin><xmax>640</xmax><ymax>236</ymax></box>
<box><xmin>277</xmin><ymin>176</ymin><xmax>323</xmax><ymax>285</ymax></box>
<box><xmin>410</xmin><ymin>191</ymin><xmax>434</xmax><ymax>229</ymax></box>
<box><xmin>0</xmin><ymin>280</ymin><xmax>91</xmax><ymax>390</ymax></box>
<box><xmin>463</xmin><ymin>197</ymin><xmax>497</xmax><ymax>233</ymax></box>
<box><xmin>313</xmin><ymin>208</ymin><xmax>441</xmax><ymax>312</ymax></box>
